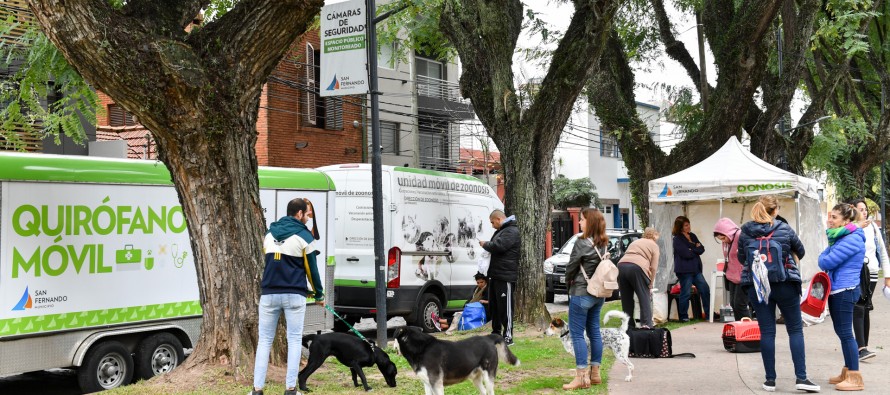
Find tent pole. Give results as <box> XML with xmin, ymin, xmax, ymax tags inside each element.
<box><xmin>719</xmin><ymin>199</ymin><xmax>723</xmax><ymax>218</ymax></box>
<box><xmin>795</xmin><ymin>194</ymin><xmax>801</xmax><ymax>233</ymax></box>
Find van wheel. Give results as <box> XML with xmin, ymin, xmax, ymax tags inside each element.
<box><xmin>135</xmin><ymin>333</ymin><xmax>185</xmax><ymax>380</ymax></box>
<box><xmin>77</xmin><ymin>340</ymin><xmax>134</xmax><ymax>392</ymax></box>
<box><xmin>545</xmin><ymin>291</ymin><xmax>555</xmax><ymax>303</ymax></box>
<box><xmin>415</xmin><ymin>293</ymin><xmax>443</xmax><ymax>333</ymax></box>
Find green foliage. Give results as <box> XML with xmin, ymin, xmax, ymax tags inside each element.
<box><xmin>804</xmin><ymin>116</ymin><xmax>874</xmax><ymax>198</ymax></box>
<box><xmin>0</xmin><ymin>17</ymin><xmax>98</xmax><ymax>149</ymax></box>
<box><xmin>813</xmin><ymin>0</ymin><xmax>878</xmax><ymax>55</ymax></box>
<box><xmin>656</xmin><ymin>83</ymin><xmax>703</xmax><ymax>137</ymax></box>
<box><xmin>614</xmin><ymin>0</ymin><xmax>662</xmax><ymax>65</ymax></box>
<box><xmin>551</xmin><ymin>175</ymin><xmax>600</xmax><ymax>210</ymax></box>
<box><xmin>377</xmin><ymin>0</ymin><xmax>455</xmax><ymax>63</ymax></box>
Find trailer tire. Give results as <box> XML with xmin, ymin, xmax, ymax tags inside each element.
<box><xmin>545</xmin><ymin>291</ymin><xmax>555</xmax><ymax>303</ymax></box>
<box><xmin>414</xmin><ymin>293</ymin><xmax>442</xmax><ymax>333</ymax></box>
<box><xmin>135</xmin><ymin>332</ymin><xmax>185</xmax><ymax>380</ymax></box>
<box><xmin>77</xmin><ymin>340</ymin><xmax>134</xmax><ymax>392</ymax></box>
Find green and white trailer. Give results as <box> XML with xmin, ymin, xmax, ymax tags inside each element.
<box><xmin>0</xmin><ymin>153</ymin><xmax>336</xmax><ymax>392</ymax></box>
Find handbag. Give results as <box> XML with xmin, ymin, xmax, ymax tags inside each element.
<box><xmin>627</xmin><ymin>327</ymin><xmax>695</xmax><ymax>358</ymax></box>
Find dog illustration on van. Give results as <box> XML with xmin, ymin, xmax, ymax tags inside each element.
<box><xmin>320</xmin><ymin>164</ymin><xmax>503</xmax><ymax>332</ymax></box>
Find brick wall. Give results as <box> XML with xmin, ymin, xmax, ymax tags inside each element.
<box><xmin>259</xmin><ymin>30</ymin><xmax>364</xmax><ymax>168</ymax></box>
<box><xmin>96</xmin><ymin>29</ymin><xmax>364</xmax><ymax>169</ymax></box>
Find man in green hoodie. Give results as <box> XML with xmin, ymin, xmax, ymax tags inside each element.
<box><xmin>250</xmin><ymin>198</ymin><xmax>324</xmax><ymax>395</ymax></box>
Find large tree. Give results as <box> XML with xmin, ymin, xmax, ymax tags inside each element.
<box><xmin>25</xmin><ymin>0</ymin><xmax>322</xmax><ymax>382</ymax></box>
<box><xmin>437</xmin><ymin>0</ymin><xmax>623</xmax><ymax>327</ymax></box>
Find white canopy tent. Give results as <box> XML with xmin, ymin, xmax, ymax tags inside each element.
<box><xmin>647</xmin><ymin>137</ymin><xmax>826</xmax><ymax>323</ymax></box>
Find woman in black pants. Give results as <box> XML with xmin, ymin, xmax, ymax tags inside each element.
<box><xmin>617</xmin><ymin>227</ymin><xmax>660</xmax><ymax>328</ymax></box>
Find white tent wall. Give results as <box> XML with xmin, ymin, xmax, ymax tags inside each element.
<box><xmin>650</xmin><ymin>196</ymin><xmax>827</xmax><ymax>323</ymax></box>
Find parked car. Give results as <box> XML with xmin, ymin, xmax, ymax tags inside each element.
<box><xmin>543</xmin><ymin>229</ymin><xmax>643</xmax><ymax>303</ymax></box>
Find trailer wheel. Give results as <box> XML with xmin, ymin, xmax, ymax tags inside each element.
<box><xmin>135</xmin><ymin>332</ymin><xmax>185</xmax><ymax>380</ymax></box>
<box><xmin>77</xmin><ymin>340</ymin><xmax>134</xmax><ymax>392</ymax></box>
<box><xmin>545</xmin><ymin>291</ymin><xmax>555</xmax><ymax>303</ymax></box>
<box><xmin>414</xmin><ymin>293</ymin><xmax>443</xmax><ymax>333</ymax></box>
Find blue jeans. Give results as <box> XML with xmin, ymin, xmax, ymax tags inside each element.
<box><xmin>828</xmin><ymin>287</ymin><xmax>860</xmax><ymax>371</ymax></box>
<box><xmin>677</xmin><ymin>272</ymin><xmax>710</xmax><ymax>320</ymax></box>
<box><xmin>253</xmin><ymin>293</ymin><xmax>307</xmax><ymax>390</ymax></box>
<box><xmin>568</xmin><ymin>295</ymin><xmax>604</xmax><ymax>368</ymax></box>
<box><xmin>747</xmin><ymin>282</ymin><xmax>807</xmax><ymax>381</ymax></box>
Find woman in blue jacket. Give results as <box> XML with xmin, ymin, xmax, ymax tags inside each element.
<box><xmin>819</xmin><ymin>203</ymin><xmax>866</xmax><ymax>391</ymax></box>
<box><xmin>672</xmin><ymin>216</ymin><xmax>709</xmax><ymax>322</ymax></box>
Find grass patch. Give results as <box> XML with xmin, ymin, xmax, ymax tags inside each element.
<box><xmin>110</xmin><ymin>302</ymin><xmax>632</xmax><ymax>394</ymax></box>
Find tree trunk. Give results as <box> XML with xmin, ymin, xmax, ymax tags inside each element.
<box><xmin>439</xmin><ymin>0</ymin><xmax>622</xmax><ymax>328</ymax></box>
<box><xmin>28</xmin><ymin>0</ymin><xmax>322</xmax><ymax>383</ymax></box>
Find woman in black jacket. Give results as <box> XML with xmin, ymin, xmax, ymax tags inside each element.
<box><xmin>561</xmin><ymin>208</ymin><xmax>608</xmax><ymax>390</ymax></box>
<box><xmin>672</xmin><ymin>216</ymin><xmax>709</xmax><ymax>322</ymax></box>
<box><xmin>737</xmin><ymin>195</ymin><xmax>818</xmax><ymax>392</ymax></box>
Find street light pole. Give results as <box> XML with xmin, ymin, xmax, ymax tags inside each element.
<box><xmin>366</xmin><ymin>0</ymin><xmax>387</xmax><ymax>348</ymax></box>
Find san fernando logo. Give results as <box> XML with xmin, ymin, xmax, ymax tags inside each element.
<box><xmin>326</xmin><ymin>75</ymin><xmax>340</xmax><ymax>91</ymax></box>
<box><xmin>12</xmin><ymin>286</ymin><xmax>32</xmax><ymax>311</ymax></box>
<box><xmin>658</xmin><ymin>184</ymin><xmax>673</xmax><ymax>198</ymax></box>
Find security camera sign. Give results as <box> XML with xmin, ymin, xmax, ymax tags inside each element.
<box><xmin>320</xmin><ymin>0</ymin><xmax>369</xmax><ymax>97</ymax></box>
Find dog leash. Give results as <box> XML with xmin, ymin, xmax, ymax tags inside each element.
<box><xmin>324</xmin><ymin>304</ymin><xmax>376</xmax><ymax>348</ymax></box>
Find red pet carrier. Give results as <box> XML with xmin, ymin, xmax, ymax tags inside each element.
<box><xmin>722</xmin><ymin>317</ymin><xmax>761</xmax><ymax>353</ymax></box>
<box><xmin>801</xmin><ymin>272</ymin><xmax>831</xmax><ymax>318</ymax></box>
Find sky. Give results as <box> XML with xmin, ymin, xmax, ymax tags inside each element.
<box><xmin>516</xmin><ymin>0</ymin><xmax>718</xmax><ymax>178</ymax></box>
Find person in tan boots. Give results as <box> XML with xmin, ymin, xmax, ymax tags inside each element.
<box><xmin>820</xmin><ymin>203</ymin><xmax>867</xmax><ymax>391</ymax></box>
<box><xmin>561</xmin><ymin>208</ymin><xmax>609</xmax><ymax>390</ymax></box>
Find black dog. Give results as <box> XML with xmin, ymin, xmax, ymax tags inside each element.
<box><xmin>394</xmin><ymin>326</ymin><xmax>519</xmax><ymax>395</ymax></box>
<box><xmin>298</xmin><ymin>332</ymin><xmax>398</xmax><ymax>392</ymax></box>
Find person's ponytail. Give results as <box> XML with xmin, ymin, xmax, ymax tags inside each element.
<box><xmin>751</xmin><ymin>202</ymin><xmax>773</xmax><ymax>224</ymax></box>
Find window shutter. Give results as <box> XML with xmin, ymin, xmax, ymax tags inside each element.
<box><xmin>305</xmin><ymin>43</ymin><xmax>317</xmax><ymax>126</ymax></box>
<box><xmin>325</xmin><ymin>97</ymin><xmax>343</xmax><ymax>130</ymax></box>
<box><xmin>108</xmin><ymin>104</ymin><xmax>135</xmax><ymax>126</ymax></box>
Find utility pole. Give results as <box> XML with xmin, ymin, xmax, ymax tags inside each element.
<box><xmin>695</xmin><ymin>12</ymin><xmax>708</xmax><ymax>113</ymax></box>
<box><xmin>366</xmin><ymin>0</ymin><xmax>408</xmax><ymax>348</ymax></box>
<box><xmin>365</xmin><ymin>0</ymin><xmax>387</xmax><ymax>348</ymax></box>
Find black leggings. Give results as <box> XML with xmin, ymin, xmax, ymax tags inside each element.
<box><xmin>853</xmin><ymin>280</ymin><xmax>877</xmax><ymax>348</ymax></box>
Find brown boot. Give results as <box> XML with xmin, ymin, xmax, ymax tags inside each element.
<box><xmin>589</xmin><ymin>365</ymin><xmax>602</xmax><ymax>385</ymax></box>
<box><xmin>562</xmin><ymin>368</ymin><xmax>591</xmax><ymax>390</ymax></box>
<box><xmin>829</xmin><ymin>367</ymin><xmax>848</xmax><ymax>384</ymax></box>
<box><xmin>836</xmin><ymin>370</ymin><xmax>864</xmax><ymax>391</ymax></box>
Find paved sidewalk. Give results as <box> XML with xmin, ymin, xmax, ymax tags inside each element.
<box><xmin>609</xmin><ymin>296</ymin><xmax>890</xmax><ymax>394</ymax></box>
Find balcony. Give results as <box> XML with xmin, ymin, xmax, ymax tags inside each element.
<box><xmin>416</xmin><ymin>75</ymin><xmax>475</xmax><ymax>120</ymax></box>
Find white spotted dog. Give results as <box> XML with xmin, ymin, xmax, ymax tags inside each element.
<box><xmin>545</xmin><ymin>310</ymin><xmax>634</xmax><ymax>382</ymax></box>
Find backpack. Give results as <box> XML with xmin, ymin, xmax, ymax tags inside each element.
<box><xmin>580</xmin><ymin>245</ymin><xmax>618</xmax><ymax>298</ymax></box>
<box><xmin>745</xmin><ymin>231</ymin><xmax>787</xmax><ymax>283</ymax></box>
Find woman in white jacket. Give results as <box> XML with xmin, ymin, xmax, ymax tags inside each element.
<box><xmin>851</xmin><ymin>199</ymin><xmax>890</xmax><ymax>361</ymax></box>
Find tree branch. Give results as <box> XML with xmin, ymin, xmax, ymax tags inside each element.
<box><xmin>188</xmin><ymin>0</ymin><xmax>324</xmax><ymax>103</ymax></box>
<box><xmin>650</xmin><ymin>0</ymin><xmax>710</xmax><ymax>95</ymax></box>
<box><xmin>122</xmin><ymin>0</ymin><xmax>208</xmax><ymax>34</ymax></box>
<box><xmin>524</xmin><ymin>0</ymin><xmax>622</xmax><ymax>156</ymax></box>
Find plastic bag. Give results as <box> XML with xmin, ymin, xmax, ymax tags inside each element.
<box><xmin>477</xmin><ymin>251</ymin><xmax>491</xmax><ymax>276</ymax></box>
<box><xmin>458</xmin><ymin>302</ymin><xmax>487</xmax><ymax>330</ymax></box>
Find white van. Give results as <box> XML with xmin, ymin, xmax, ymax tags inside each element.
<box><xmin>319</xmin><ymin>164</ymin><xmax>503</xmax><ymax>332</ymax></box>
<box><xmin>0</xmin><ymin>153</ymin><xmax>335</xmax><ymax>392</ymax></box>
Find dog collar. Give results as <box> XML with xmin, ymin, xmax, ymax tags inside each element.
<box><xmin>560</xmin><ymin>331</ymin><xmax>569</xmax><ymax>338</ymax></box>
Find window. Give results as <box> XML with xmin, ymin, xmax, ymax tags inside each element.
<box><xmin>304</xmin><ymin>43</ymin><xmax>317</xmax><ymax>126</ymax></box>
<box><xmin>378</xmin><ymin>42</ymin><xmax>397</xmax><ymax>70</ymax></box>
<box><xmin>305</xmin><ymin>44</ymin><xmax>343</xmax><ymax>130</ymax></box>
<box><xmin>108</xmin><ymin>104</ymin><xmax>136</xmax><ymax>127</ymax></box>
<box><xmin>381</xmin><ymin>121</ymin><xmax>399</xmax><ymax>154</ymax></box>
<box><xmin>600</xmin><ymin>130</ymin><xmax>620</xmax><ymax>158</ymax></box>
<box><xmin>419</xmin><ymin>113</ymin><xmax>451</xmax><ymax>169</ymax></box>
<box><xmin>416</xmin><ymin>56</ymin><xmax>445</xmax><ymax>98</ymax></box>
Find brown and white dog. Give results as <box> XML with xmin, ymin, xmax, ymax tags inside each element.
<box><xmin>545</xmin><ymin>310</ymin><xmax>635</xmax><ymax>382</ymax></box>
